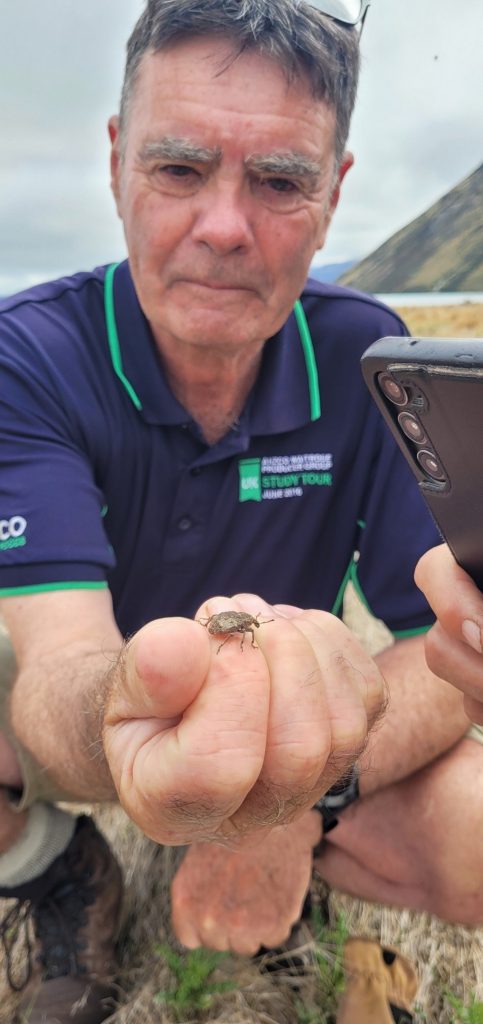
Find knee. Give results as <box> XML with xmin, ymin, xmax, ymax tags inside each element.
<box><xmin>423</xmin><ymin>850</ymin><xmax>483</xmax><ymax>926</ymax></box>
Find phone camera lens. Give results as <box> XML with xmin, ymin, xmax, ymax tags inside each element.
<box><xmin>377</xmin><ymin>372</ymin><xmax>408</xmax><ymax>407</ymax></box>
<box><xmin>397</xmin><ymin>412</ymin><xmax>428</xmax><ymax>445</ymax></box>
<box><xmin>416</xmin><ymin>449</ymin><xmax>446</xmax><ymax>482</ymax></box>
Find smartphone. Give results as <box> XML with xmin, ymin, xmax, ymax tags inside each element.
<box><xmin>361</xmin><ymin>336</ymin><xmax>483</xmax><ymax>590</ymax></box>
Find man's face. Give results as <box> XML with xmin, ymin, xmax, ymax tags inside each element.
<box><xmin>109</xmin><ymin>36</ymin><xmax>352</xmax><ymax>353</ymax></box>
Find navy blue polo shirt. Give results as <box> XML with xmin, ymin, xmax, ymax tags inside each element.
<box><xmin>0</xmin><ymin>260</ymin><xmax>440</xmax><ymax>637</ymax></box>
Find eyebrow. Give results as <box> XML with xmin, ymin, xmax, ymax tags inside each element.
<box><xmin>139</xmin><ymin>138</ymin><xmax>322</xmax><ymax>184</ymax></box>
<box><xmin>246</xmin><ymin>152</ymin><xmax>322</xmax><ymax>183</ymax></box>
<box><xmin>139</xmin><ymin>137</ymin><xmax>222</xmax><ymax>165</ymax></box>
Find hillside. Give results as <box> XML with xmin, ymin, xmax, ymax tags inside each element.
<box><xmin>339</xmin><ymin>162</ymin><xmax>483</xmax><ymax>292</ymax></box>
<box><xmin>309</xmin><ymin>259</ymin><xmax>355</xmax><ymax>283</ymax></box>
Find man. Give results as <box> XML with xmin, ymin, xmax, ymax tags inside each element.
<box><xmin>0</xmin><ymin>2</ymin><xmax>481</xmax><ymax>1022</ymax></box>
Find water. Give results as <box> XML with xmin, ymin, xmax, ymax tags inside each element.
<box><xmin>375</xmin><ymin>292</ymin><xmax>483</xmax><ymax>307</ymax></box>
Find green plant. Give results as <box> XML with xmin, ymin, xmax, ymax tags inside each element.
<box><xmin>445</xmin><ymin>990</ymin><xmax>483</xmax><ymax>1023</ymax></box>
<box><xmin>295</xmin><ymin>909</ymin><xmax>349</xmax><ymax>1024</ymax></box>
<box><xmin>153</xmin><ymin>944</ymin><xmax>235</xmax><ymax>1021</ymax></box>
<box><xmin>313</xmin><ymin>907</ymin><xmax>349</xmax><ymax>995</ymax></box>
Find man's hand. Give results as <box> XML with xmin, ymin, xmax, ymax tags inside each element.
<box><xmin>416</xmin><ymin>544</ymin><xmax>483</xmax><ymax>724</ymax></box>
<box><xmin>103</xmin><ymin>595</ymin><xmax>385</xmax><ymax>845</ymax></box>
<box><xmin>171</xmin><ymin>810</ymin><xmax>322</xmax><ymax>954</ymax></box>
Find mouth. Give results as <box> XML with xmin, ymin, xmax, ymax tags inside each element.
<box><xmin>181</xmin><ymin>279</ymin><xmax>255</xmax><ymax>293</ymax></box>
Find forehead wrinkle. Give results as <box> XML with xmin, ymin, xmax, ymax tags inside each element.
<box><xmin>139</xmin><ymin>136</ymin><xmax>222</xmax><ymax>164</ymax></box>
<box><xmin>246</xmin><ymin>152</ymin><xmax>322</xmax><ymax>180</ymax></box>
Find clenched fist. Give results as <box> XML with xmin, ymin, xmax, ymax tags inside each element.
<box><xmin>171</xmin><ymin>810</ymin><xmax>322</xmax><ymax>954</ymax></box>
<box><xmin>103</xmin><ymin>594</ymin><xmax>385</xmax><ymax>846</ymax></box>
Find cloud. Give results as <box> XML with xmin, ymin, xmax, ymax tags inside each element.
<box><xmin>1</xmin><ymin>0</ymin><xmax>481</xmax><ymax>286</ymax></box>
<box><xmin>319</xmin><ymin>0</ymin><xmax>483</xmax><ymax>262</ymax></box>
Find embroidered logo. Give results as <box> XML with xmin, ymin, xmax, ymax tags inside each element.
<box><xmin>239</xmin><ymin>454</ymin><xmax>333</xmax><ymax>503</ymax></box>
<box><xmin>0</xmin><ymin>516</ymin><xmax>27</xmax><ymax>551</ymax></box>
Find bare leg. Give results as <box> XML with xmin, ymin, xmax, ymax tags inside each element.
<box><xmin>315</xmin><ymin>737</ymin><xmax>483</xmax><ymax>925</ymax></box>
<box><xmin>312</xmin><ymin>636</ymin><xmax>483</xmax><ymax>925</ymax></box>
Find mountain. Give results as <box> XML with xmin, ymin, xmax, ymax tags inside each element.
<box><xmin>310</xmin><ymin>260</ymin><xmax>355</xmax><ymax>284</ymax></box>
<box><xmin>338</xmin><ymin>163</ymin><xmax>483</xmax><ymax>293</ymax></box>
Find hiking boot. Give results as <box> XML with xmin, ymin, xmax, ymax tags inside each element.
<box><xmin>335</xmin><ymin>937</ymin><xmax>418</xmax><ymax>1024</ymax></box>
<box><xmin>0</xmin><ymin>815</ymin><xmax>123</xmax><ymax>1023</ymax></box>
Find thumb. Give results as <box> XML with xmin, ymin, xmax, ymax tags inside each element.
<box><xmin>106</xmin><ymin>617</ymin><xmax>212</xmax><ymax>726</ymax></box>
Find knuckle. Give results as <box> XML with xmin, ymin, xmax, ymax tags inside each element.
<box><xmin>328</xmin><ymin>709</ymin><xmax>369</xmax><ymax>763</ymax></box>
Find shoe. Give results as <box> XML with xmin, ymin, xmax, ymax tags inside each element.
<box><xmin>0</xmin><ymin>815</ymin><xmax>123</xmax><ymax>1023</ymax></box>
<box><xmin>335</xmin><ymin>937</ymin><xmax>418</xmax><ymax>1024</ymax></box>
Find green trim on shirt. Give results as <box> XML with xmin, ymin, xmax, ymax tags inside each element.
<box><xmin>0</xmin><ymin>582</ymin><xmax>108</xmax><ymax>597</ymax></box>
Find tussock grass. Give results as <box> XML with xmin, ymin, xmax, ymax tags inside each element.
<box><xmin>395</xmin><ymin>303</ymin><xmax>483</xmax><ymax>338</ymax></box>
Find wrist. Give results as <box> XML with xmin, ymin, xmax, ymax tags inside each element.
<box><xmin>313</xmin><ymin>764</ymin><xmax>360</xmax><ymax>833</ymax></box>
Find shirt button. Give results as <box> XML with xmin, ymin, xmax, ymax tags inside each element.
<box><xmin>178</xmin><ymin>516</ymin><xmax>193</xmax><ymax>532</ymax></box>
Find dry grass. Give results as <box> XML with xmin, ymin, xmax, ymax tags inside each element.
<box><xmin>2</xmin><ymin>304</ymin><xmax>483</xmax><ymax>1023</ymax></box>
<box><xmin>394</xmin><ymin>302</ymin><xmax>483</xmax><ymax>338</ymax></box>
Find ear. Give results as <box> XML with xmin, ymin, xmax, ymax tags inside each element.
<box><xmin>108</xmin><ymin>115</ymin><xmax>123</xmax><ymax>216</ymax></box>
<box><xmin>315</xmin><ymin>151</ymin><xmax>354</xmax><ymax>251</ymax></box>
<box><xmin>328</xmin><ymin>151</ymin><xmax>354</xmax><ymax>217</ymax></box>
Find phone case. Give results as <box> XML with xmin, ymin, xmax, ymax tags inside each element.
<box><xmin>361</xmin><ymin>336</ymin><xmax>483</xmax><ymax>589</ymax></box>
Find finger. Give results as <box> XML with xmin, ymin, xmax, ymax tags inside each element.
<box><xmin>226</xmin><ymin>608</ymin><xmax>382</xmax><ymax>832</ymax></box>
<box><xmin>171</xmin><ymin>906</ymin><xmax>203</xmax><ymax>950</ymax></box>
<box><xmin>224</xmin><ymin>611</ymin><xmax>331</xmax><ymax>830</ymax></box>
<box><xmin>127</xmin><ymin>598</ymin><xmax>272</xmax><ymax>840</ymax></box>
<box><xmin>272</xmin><ymin>602</ymin><xmax>305</xmax><ymax>616</ymax></box>
<box><xmin>172</xmin><ymin>892</ymin><xmax>231</xmax><ymax>952</ymax></box>
<box><xmin>415</xmin><ymin>544</ymin><xmax>483</xmax><ymax>651</ymax></box>
<box><xmin>424</xmin><ymin>621</ymin><xmax>483</xmax><ymax>704</ymax></box>
<box><xmin>106</xmin><ymin>617</ymin><xmax>211</xmax><ymax>724</ymax></box>
<box><xmin>297</xmin><ymin>611</ymin><xmax>386</xmax><ymax>734</ymax></box>
<box><xmin>237</xmin><ymin>597</ymin><xmax>384</xmax><ymax>741</ymax></box>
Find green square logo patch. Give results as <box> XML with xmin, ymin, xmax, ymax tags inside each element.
<box><xmin>239</xmin><ymin>459</ymin><xmax>262</xmax><ymax>502</ymax></box>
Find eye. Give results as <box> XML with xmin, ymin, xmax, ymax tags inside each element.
<box><xmin>157</xmin><ymin>164</ymin><xmax>200</xmax><ymax>179</ymax></box>
<box><xmin>149</xmin><ymin>163</ymin><xmax>203</xmax><ymax>196</ymax></box>
<box><xmin>252</xmin><ymin>174</ymin><xmax>305</xmax><ymax>211</ymax></box>
<box><xmin>265</xmin><ymin>178</ymin><xmax>299</xmax><ymax>194</ymax></box>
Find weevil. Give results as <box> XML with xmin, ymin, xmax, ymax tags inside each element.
<box><xmin>197</xmin><ymin>610</ymin><xmax>274</xmax><ymax>654</ymax></box>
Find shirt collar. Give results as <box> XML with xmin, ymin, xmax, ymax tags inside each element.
<box><xmin>107</xmin><ymin>259</ymin><xmax>321</xmax><ymax>435</ymax></box>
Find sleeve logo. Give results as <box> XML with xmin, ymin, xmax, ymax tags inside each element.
<box><xmin>0</xmin><ymin>516</ymin><xmax>27</xmax><ymax>550</ymax></box>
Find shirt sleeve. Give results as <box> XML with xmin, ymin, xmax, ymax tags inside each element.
<box><xmin>0</xmin><ymin>315</ymin><xmax>115</xmax><ymax>595</ymax></box>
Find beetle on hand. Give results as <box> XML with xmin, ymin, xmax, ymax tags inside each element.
<box><xmin>197</xmin><ymin>611</ymin><xmax>274</xmax><ymax>653</ymax></box>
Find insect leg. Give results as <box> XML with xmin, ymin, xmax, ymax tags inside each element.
<box><xmin>216</xmin><ymin>634</ymin><xmax>233</xmax><ymax>654</ymax></box>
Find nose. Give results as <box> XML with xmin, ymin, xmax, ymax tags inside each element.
<box><xmin>191</xmin><ymin>181</ymin><xmax>254</xmax><ymax>256</ymax></box>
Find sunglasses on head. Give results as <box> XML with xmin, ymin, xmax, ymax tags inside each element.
<box><xmin>309</xmin><ymin>0</ymin><xmax>370</xmax><ymax>27</ymax></box>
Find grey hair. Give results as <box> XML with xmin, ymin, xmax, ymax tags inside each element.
<box><xmin>119</xmin><ymin>0</ymin><xmax>360</xmax><ymax>167</ymax></box>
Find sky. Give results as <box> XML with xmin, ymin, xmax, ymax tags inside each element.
<box><xmin>1</xmin><ymin>0</ymin><xmax>482</xmax><ymax>295</ymax></box>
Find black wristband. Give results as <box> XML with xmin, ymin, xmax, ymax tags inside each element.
<box><xmin>313</xmin><ymin>765</ymin><xmax>360</xmax><ymax>833</ymax></box>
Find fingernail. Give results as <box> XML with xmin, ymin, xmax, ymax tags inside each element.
<box><xmin>462</xmin><ymin>620</ymin><xmax>483</xmax><ymax>654</ymax></box>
